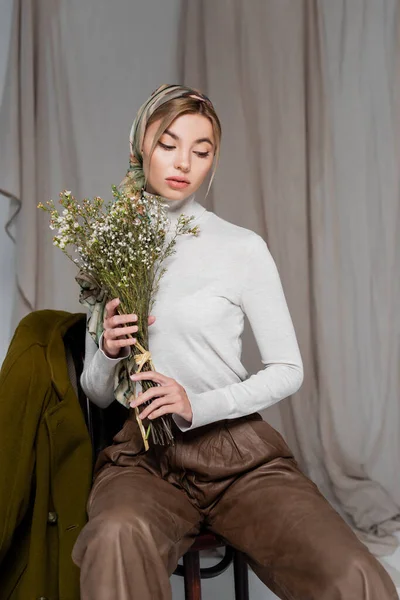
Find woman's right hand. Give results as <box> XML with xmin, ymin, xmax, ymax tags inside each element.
<box><xmin>102</xmin><ymin>297</ymin><xmax>156</xmax><ymax>358</ymax></box>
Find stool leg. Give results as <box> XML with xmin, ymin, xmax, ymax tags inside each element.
<box><xmin>233</xmin><ymin>549</ymin><xmax>249</xmax><ymax>600</ymax></box>
<box><xmin>183</xmin><ymin>550</ymin><xmax>202</xmax><ymax>600</ymax></box>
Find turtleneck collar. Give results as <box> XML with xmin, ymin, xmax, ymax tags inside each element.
<box><xmin>143</xmin><ymin>189</ymin><xmax>207</xmax><ymax>231</ymax></box>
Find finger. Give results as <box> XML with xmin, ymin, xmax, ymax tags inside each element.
<box><xmin>106</xmin><ymin>338</ymin><xmax>137</xmax><ymax>350</ymax></box>
<box><xmin>148</xmin><ymin>315</ymin><xmax>156</xmax><ymax>325</ymax></box>
<box><xmin>130</xmin><ymin>385</ymin><xmax>169</xmax><ymax>408</ymax></box>
<box><xmin>130</xmin><ymin>371</ymin><xmax>169</xmax><ymax>385</ymax></box>
<box><xmin>145</xmin><ymin>404</ymin><xmax>176</xmax><ymax>420</ymax></box>
<box><xmin>138</xmin><ymin>397</ymin><xmax>174</xmax><ymax>420</ymax></box>
<box><xmin>104</xmin><ymin>298</ymin><xmax>120</xmax><ymax>319</ymax></box>
<box><xmin>103</xmin><ymin>325</ymin><xmax>138</xmax><ymax>340</ymax></box>
<box><xmin>107</xmin><ymin>313</ymin><xmax>138</xmax><ymax>328</ymax></box>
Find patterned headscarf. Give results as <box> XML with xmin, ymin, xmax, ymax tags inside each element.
<box><xmin>118</xmin><ymin>83</ymin><xmax>214</xmax><ymax>194</ymax></box>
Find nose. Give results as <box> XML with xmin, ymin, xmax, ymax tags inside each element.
<box><xmin>174</xmin><ymin>151</ymin><xmax>190</xmax><ymax>173</ymax></box>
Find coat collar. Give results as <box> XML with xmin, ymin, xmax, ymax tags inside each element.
<box><xmin>8</xmin><ymin>310</ymin><xmax>86</xmax><ymax>402</ymax></box>
<box><xmin>45</xmin><ymin>311</ymin><xmax>86</xmax><ymax>399</ymax></box>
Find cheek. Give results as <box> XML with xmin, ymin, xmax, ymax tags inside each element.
<box><xmin>196</xmin><ymin>158</ymin><xmax>214</xmax><ymax>182</ymax></box>
<box><xmin>147</xmin><ymin>149</ymin><xmax>170</xmax><ymax>179</ymax></box>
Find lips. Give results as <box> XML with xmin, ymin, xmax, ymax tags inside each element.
<box><xmin>166</xmin><ymin>177</ymin><xmax>190</xmax><ymax>184</ymax></box>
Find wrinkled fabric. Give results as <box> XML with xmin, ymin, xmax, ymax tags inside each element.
<box><xmin>72</xmin><ymin>414</ymin><xmax>397</xmax><ymax>600</ymax></box>
<box><xmin>180</xmin><ymin>0</ymin><xmax>400</xmax><ymax>558</ymax></box>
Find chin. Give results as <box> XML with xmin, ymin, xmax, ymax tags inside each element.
<box><xmin>157</xmin><ymin>183</ymin><xmax>193</xmax><ymax>200</ymax></box>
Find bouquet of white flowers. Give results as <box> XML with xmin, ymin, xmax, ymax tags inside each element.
<box><xmin>38</xmin><ymin>185</ymin><xmax>200</xmax><ymax>450</ymax></box>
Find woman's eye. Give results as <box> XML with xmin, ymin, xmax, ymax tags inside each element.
<box><xmin>158</xmin><ymin>142</ymin><xmax>175</xmax><ymax>150</ymax></box>
<box><xmin>158</xmin><ymin>141</ymin><xmax>210</xmax><ymax>158</ymax></box>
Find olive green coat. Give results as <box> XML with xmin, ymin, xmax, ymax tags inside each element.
<box><xmin>0</xmin><ymin>310</ymin><xmax>93</xmax><ymax>600</ymax></box>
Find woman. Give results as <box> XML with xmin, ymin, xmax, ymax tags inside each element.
<box><xmin>72</xmin><ymin>84</ymin><xmax>397</xmax><ymax>600</ymax></box>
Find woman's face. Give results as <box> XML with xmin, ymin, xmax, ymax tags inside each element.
<box><xmin>142</xmin><ymin>113</ymin><xmax>215</xmax><ymax>200</ymax></box>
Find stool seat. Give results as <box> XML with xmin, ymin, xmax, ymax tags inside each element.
<box><xmin>173</xmin><ymin>529</ymin><xmax>249</xmax><ymax>600</ymax></box>
<box><xmin>190</xmin><ymin>531</ymin><xmax>226</xmax><ymax>551</ymax></box>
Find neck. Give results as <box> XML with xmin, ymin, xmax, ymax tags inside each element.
<box><xmin>143</xmin><ymin>189</ymin><xmax>206</xmax><ymax>230</ymax></box>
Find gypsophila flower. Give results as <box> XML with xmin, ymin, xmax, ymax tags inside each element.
<box><xmin>38</xmin><ymin>183</ymin><xmax>200</xmax><ymax>448</ymax></box>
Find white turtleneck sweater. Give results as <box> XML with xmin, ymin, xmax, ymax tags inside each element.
<box><xmin>80</xmin><ymin>190</ymin><xmax>304</xmax><ymax>431</ymax></box>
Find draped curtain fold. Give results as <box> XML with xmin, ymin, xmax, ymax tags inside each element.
<box><xmin>1</xmin><ymin>0</ymin><xmax>399</xmax><ymax>564</ymax></box>
<box><xmin>179</xmin><ymin>0</ymin><xmax>400</xmax><ymax>558</ymax></box>
<box><xmin>0</xmin><ymin>0</ymin><xmax>182</xmax><ymax>329</ymax></box>
<box><xmin>0</xmin><ymin>0</ymin><xmax>81</xmax><ymax>322</ymax></box>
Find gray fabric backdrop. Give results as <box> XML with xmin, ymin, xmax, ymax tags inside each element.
<box><xmin>1</xmin><ymin>0</ymin><xmax>399</xmax><ymax>594</ymax></box>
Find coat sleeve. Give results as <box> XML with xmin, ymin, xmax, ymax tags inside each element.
<box><xmin>173</xmin><ymin>234</ymin><xmax>304</xmax><ymax>431</ymax></box>
<box><xmin>0</xmin><ymin>345</ymin><xmax>42</xmax><ymax>562</ymax></box>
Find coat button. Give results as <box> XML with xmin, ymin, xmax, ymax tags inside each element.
<box><xmin>47</xmin><ymin>511</ymin><xmax>58</xmax><ymax>524</ymax></box>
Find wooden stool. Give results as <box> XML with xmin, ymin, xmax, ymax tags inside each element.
<box><xmin>174</xmin><ymin>530</ymin><xmax>249</xmax><ymax>600</ymax></box>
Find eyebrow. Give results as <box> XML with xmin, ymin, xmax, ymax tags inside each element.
<box><xmin>164</xmin><ymin>128</ymin><xmax>214</xmax><ymax>147</ymax></box>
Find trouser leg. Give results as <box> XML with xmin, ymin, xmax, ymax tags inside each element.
<box><xmin>205</xmin><ymin>416</ymin><xmax>398</xmax><ymax>600</ymax></box>
<box><xmin>72</xmin><ymin>463</ymin><xmax>202</xmax><ymax>600</ymax></box>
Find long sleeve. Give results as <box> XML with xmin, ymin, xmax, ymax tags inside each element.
<box><xmin>173</xmin><ymin>234</ymin><xmax>304</xmax><ymax>431</ymax></box>
<box><xmin>80</xmin><ymin>329</ymin><xmax>129</xmax><ymax>408</ymax></box>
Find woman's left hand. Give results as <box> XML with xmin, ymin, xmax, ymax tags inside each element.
<box><xmin>129</xmin><ymin>371</ymin><xmax>193</xmax><ymax>424</ymax></box>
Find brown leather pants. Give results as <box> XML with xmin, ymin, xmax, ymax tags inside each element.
<box><xmin>72</xmin><ymin>413</ymin><xmax>397</xmax><ymax>600</ymax></box>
